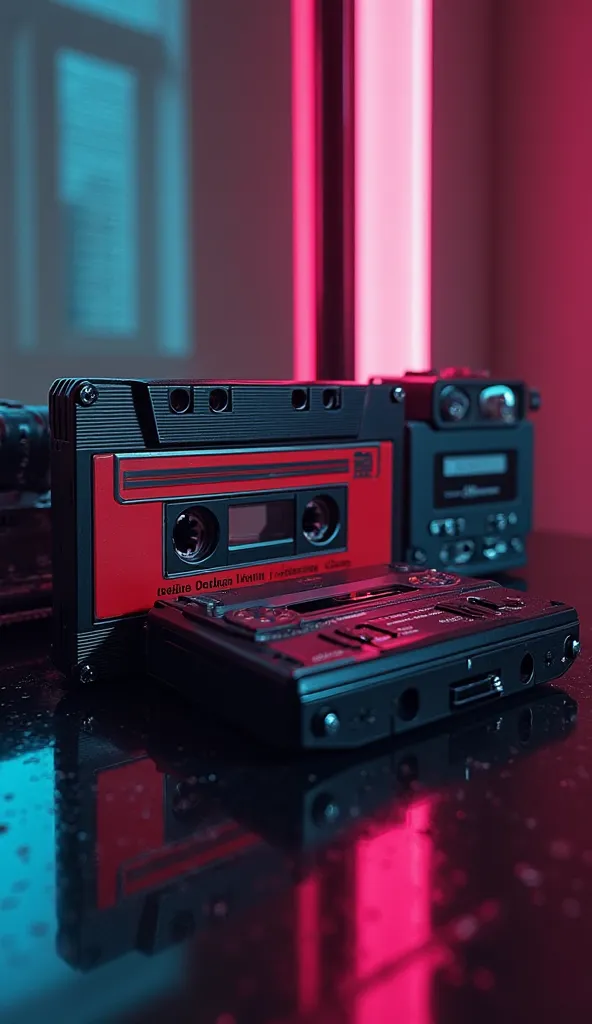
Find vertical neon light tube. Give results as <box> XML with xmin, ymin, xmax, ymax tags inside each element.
<box><xmin>291</xmin><ymin>0</ymin><xmax>317</xmax><ymax>381</ymax></box>
<box><xmin>354</xmin><ymin>0</ymin><xmax>433</xmax><ymax>380</ymax></box>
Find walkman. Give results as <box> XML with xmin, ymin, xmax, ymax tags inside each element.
<box><xmin>146</xmin><ymin>562</ymin><xmax>579</xmax><ymax>749</ymax></box>
<box><xmin>373</xmin><ymin>368</ymin><xmax>540</xmax><ymax>575</ymax></box>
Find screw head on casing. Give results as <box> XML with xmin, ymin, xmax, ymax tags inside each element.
<box><xmin>312</xmin><ymin>793</ymin><xmax>341</xmax><ymax>827</ymax></box>
<box><xmin>390</xmin><ymin>386</ymin><xmax>406</xmax><ymax>404</ymax></box>
<box><xmin>77</xmin><ymin>383</ymin><xmax>98</xmax><ymax>407</ymax></box>
<box><xmin>78</xmin><ymin>663</ymin><xmax>96</xmax><ymax>685</ymax></box>
<box><xmin>323</xmin><ymin>711</ymin><xmax>340</xmax><ymax>736</ymax></box>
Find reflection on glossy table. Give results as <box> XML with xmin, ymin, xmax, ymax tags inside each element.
<box><xmin>1</xmin><ymin>532</ymin><xmax>592</xmax><ymax>1024</ymax></box>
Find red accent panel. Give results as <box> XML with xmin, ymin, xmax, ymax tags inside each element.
<box><xmin>122</xmin><ymin>829</ymin><xmax>259</xmax><ymax>899</ymax></box>
<box><xmin>93</xmin><ymin>443</ymin><xmax>393</xmax><ymax>620</ymax></box>
<box><xmin>96</xmin><ymin>759</ymin><xmax>260</xmax><ymax>910</ymax></box>
<box><xmin>115</xmin><ymin>449</ymin><xmax>357</xmax><ymax>503</ymax></box>
<box><xmin>96</xmin><ymin>759</ymin><xmax>164</xmax><ymax>910</ymax></box>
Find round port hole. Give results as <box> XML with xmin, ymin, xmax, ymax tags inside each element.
<box><xmin>398</xmin><ymin>687</ymin><xmax>420</xmax><ymax>722</ymax></box>
<box><xmin>520</xmin><ymin>652</ymin><xmax>535</xmax><ymax>685</ymax></box>
<box><xmin>169</xmin><ymin>387</ymin><xmax>191</xmax><ymax>414</ymax></box>
<box><xmin>291</xmin><ymin>388</ymin><xmax>309</xmax><ymax>410</ymax></box>
<box><xmin>209</xmin><ymin>388</ymin><xmax>229</xmax><ymax>413</ymax></box>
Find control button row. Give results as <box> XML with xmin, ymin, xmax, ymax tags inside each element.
<box><xmin>483</xmin><ymin>536</ymin><xmax>524</xmax><ymax>560</ymax></box>
<box><xmin>429</xmin><ymin>517</ymin><xmax>466</xmax><ymax>538</ymax></box>
<box><xmin>439</xmin><ymin>539</ymin><xmax>476</xmax><ymax>565</ymax></box>
<box><xmin>486</xmin><ymin>512</ymin><xmax>518</xmax><ymax>532</ymax></box>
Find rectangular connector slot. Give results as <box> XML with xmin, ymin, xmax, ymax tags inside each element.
<box><xmin>319</xmin><ymin>631</ymin><xmax>362</xmax><ymax>650</ymax></box>
<box><xmin>450</xmin><ymin>674</ymin><xmax>503</xmax><ymax>710</ymax></box>
<box><xmin>436</xmin><ymin>603</ymin><xmax>488</xmax><ymax>620</ymax></box>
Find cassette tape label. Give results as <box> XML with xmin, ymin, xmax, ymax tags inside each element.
<box><xmin>93</xmin><ymin>442</ymin><xmax>392</xmax><ymax>620</ymax></box>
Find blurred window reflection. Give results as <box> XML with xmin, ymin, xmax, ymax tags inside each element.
<box><xmin>52</xmin><ymin>0</ymin><xmax>163</xmax><ymax>34</ymax></box>
<box><xmin>59</xmin><ymin>51</ymin><xmax>138</xmax><ymax>336</ymax></box>
<box><xmin>5</xmin><ymin>0</ymin><xmax>190</xmax><ymax>356</ymax></box>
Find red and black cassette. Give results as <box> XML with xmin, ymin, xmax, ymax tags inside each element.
<box><xmin>49</xmin><ymin>378</ymin><xmax>405</xmax><ymax>681</ymax></box>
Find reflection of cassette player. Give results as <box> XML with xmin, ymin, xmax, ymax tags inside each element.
<box><xmin>54</xmin><ymin>682</ymin><xmax>577</xmax><ymax>978</ymax></box>
<box><xmin>372</xmin><ymin>369</ymin><xmax>540</xmax><ymax>575</ymax></box>
<box><xmin>146</xmin><ymin>563</ymin><xmax>579</xmax><ymax>750</ymax></box>
<box><xmin>49</xmin><ymin>378</ymin><xmax>405</xmax><ymax>681</ymax></box>
<box><xmin>162</xmin><ymin>688</ymin><xmax>578</xmax><ymax>855</ymax></box>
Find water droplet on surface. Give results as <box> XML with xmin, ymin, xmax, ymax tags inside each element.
<box><xmin>562</xmin><ymin>897</ymin><xmax>582</xmax><ymax>919</ymax></box>
<box><xmin>515</xmin><ymin>863</ymin><xmax>543</xmax><ymax>887</ymax></box>
<box><xmin>473</xmin><ymin>967</ymin><xmax>496</xmax><ymax>991</ymax></box>
<box><xmin>550</xmin><ymin>840</ymin><xmax>572</xmax><ymax>860</ymax></box>
<box><xmin>453</xmin><ymin>915</ymin><xmax>478</xmax><ymax>941</ymax></box>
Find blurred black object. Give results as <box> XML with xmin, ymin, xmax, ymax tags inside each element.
<box><xmin>0</xmin><ymin>400</ymin><xmax>50</xmax><ymax>499</ymax></box>
<box><xmin>0</xmin><ymin>401</ymin><xmax>51</xmax><ymax>625</ymax></box>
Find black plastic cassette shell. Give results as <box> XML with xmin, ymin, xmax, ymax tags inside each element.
<box><xmin>49</xmin><ymin>378</ymin><xmax>406</xmax><ymax>680</ymax></box>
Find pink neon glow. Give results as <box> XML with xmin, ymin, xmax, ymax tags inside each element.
<box><xmin>296</xmin><ymin>875</ymin><xmax>321</xmax><ymax>1012</ymax></box>
<box><xmin>354</xmin><ymin>799</ymin><xmax>433</xmax><ymax>1023</ymax></box>
<box><xmin>291</xmin><ymin>0</ymin><xmax>317</xmax><ymax>381</ymax></box>
<box><xmin>354</xmin><ymin>0</ymin><xmax>433</xmax><ymax>380</ymax></box>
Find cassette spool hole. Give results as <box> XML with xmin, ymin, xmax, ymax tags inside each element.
<box><xmin>172</xmin><ymin>506</ymin><xmax>219</xmax><ymax>563</ymax></box>
<box><xmin>169</xmin><ymin>387</ymin><xmax>192</xmax><ymax>414</ymax></box>
<box><xmin>291</xmin><ymin>388</ymin><xmax>310</xmax><ymax>411</ymax></box>
<box><xmin>322</xmin><ymin>387</ymin><xmax>341</xmax><ymax>410</ymax></box>
<box><xmin>209</xmin><ymin>388</ymin><xmax>230</xmax><ymax>413</ymax></box>
<box><xmin>302</xmin><ymin>495</ymin><xmax>340</xmax><ymax>545</ymax></box>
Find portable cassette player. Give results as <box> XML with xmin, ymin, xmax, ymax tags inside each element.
<box><xmin>372</xmin><ymin>369</ymin><xmax>540</xmax><ymax>575</ymax></box>
<box><xmin>146</xmin><ymin>563</ymin><xmax>580</xmax><ymax>750</ymax></box>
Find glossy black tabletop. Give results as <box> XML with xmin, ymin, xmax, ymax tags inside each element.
<box><xmin>2</xmin><ymin>532</ymin><xmax>592</xmax><ymax>1024</ymax></box>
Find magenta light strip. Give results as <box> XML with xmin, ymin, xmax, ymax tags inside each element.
<box><xmin>291</xmin><ymin>0</ymin><xmax>317</xmax><ymax>381</ymax></box>
<box><xmin>354</xmin><ymin>0</ymin><xmax>433</xmax><ymax>381</ymax></box>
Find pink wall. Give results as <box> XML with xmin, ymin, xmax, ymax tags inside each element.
<box><xmin>191</xmin><ymin>0</ymin><xmax>296</xmax><ymax>380</ymax></box>
<box><xmin>492</xmin><ymin>0</ymin><xmax>592</xmax><ymax>536</ymax></box>
<box><xmin>431</xmin><ymin>0</ymin><xmax>494</xmax><ymax>373</ymax></box>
